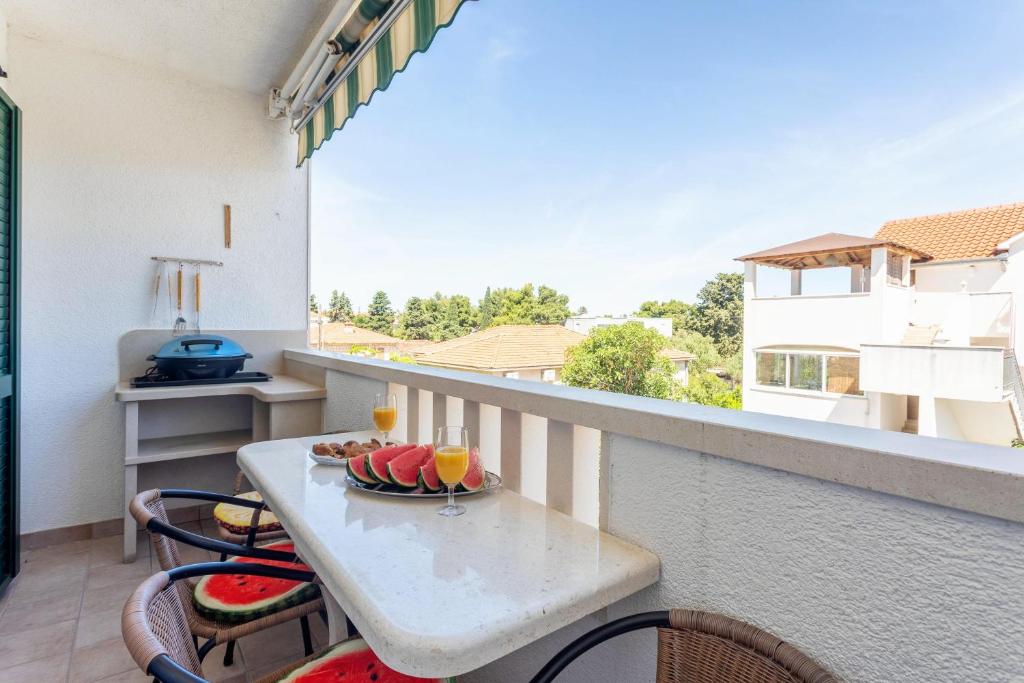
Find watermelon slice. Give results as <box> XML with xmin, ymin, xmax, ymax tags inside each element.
<box><xmin>278</xmin><ymin>638</ymin><xmax>443</xmax><ymax>682</ymax></box>
<box><xmin>367</xmin><ymin>443</ymin><xmax>417</xmax><ymax>482</ymax></box>
<box><xmin>417</xmin><ymin>456</ymin><xmax>441</xmax><ymax>493</ymax></box>
<box><xmin>386</xmin><ymin>445</ymin><xmax>434</xmax><ymax>487</ymax></box>
<box><xmin>347</xmin><ymin>453</ymin><xmax>377</xmax><ymax>486</ymax></box>
<box><xmin>460</xmin><ymin>447</ymin><xmax>485</xmax><ymax>492</ymax></box>
<box><xmin>193</xmin><ymin>542</ymin><xmax>320</xmax><ymax>623</ymax></box>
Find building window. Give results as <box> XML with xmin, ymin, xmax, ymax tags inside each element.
<box><xmin>788</xmin><ymin>354</ymin><xmax>823</xmax><ymax>391</ymax></box>
<box><xmin>541</xmin><ymin>369</ymin><xmax>556</xmax><ymax>382</ymax></box>
<box><xmin>755</xmin><ymin>350</ymin><xmax>861</xmax><ymax>395</ymax></box>
<box><xmin>756</xmin><ymin>352</ymin><xmax>786</xmax><ymax>386</ymax></box>
<box><xmin>826</xmin><ymin>355</ymin><xmax>860</xmax><ymax>394</ymax></box>
<box><xmin>504</xmin><ymin>371</ymin><xmax>520</xmax><ymax>379</ymax></box>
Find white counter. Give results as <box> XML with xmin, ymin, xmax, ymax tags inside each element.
<box><xmin>237</xmin><ymin>432</ymin><xmax>660</xmax><ymax>678</ymax></box>
<box><xmin>115</xmin><ymin>375</ymin><xmax>326</xmax><ymax>403</ymax></box>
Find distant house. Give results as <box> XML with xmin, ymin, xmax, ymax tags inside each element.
<box><xmin>414</xmin><ymin>324</ymin><xmax>693</xmax><ymax>385</ymax></box>
<box><xmin>565</xmin><ymin>315</ymin><xmax>673</xmax><ymax>338</ymax></box>
<box><xmin>737</xmin><ymin>201</ymin><xmax>1024</xmax><ymax>447</ymax></box>
<box><xmin>309</xmin><ymin>320</ymin><xmax>403</xmax><ymax>356</ymax></box>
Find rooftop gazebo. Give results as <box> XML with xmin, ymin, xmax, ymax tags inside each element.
<box><xmin>736</xmin><ymin>232</ymin><xmax>931</xmax><ymax>296</ymax></box>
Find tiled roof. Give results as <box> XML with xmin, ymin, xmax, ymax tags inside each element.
<box><xmin>661</xmin><ymin>348</ymin><xmax>696</xmax><ymax>362</ymax></box>
<box><xmin>413</xmin><ymin>325</ymin><xmax>693</xmax><ymax>372</ymax></box>
<box><xmin>736</xmin><ymin>233</ymin><xmax>929</xmax><ymax>267</ymax></box>
<box><xmin>413</xmin><ymin>325</ymin><xmax>586</xmax><ymax>372</ymax></box>
<box><xmin>309</xmin><ymin>323</ymin><xmax>401</xmax><ymax>346</ymax></box>
<box><xmin>874</xmin><ymin>202</ymin><xmax>1024</xmax><ymax>262</ymax></box>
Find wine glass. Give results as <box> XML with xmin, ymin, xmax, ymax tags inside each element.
<box><xmin>435</xmin><ymin>426</ymin><xmax>469</xmax><ymax>517</ymax></box>
<box><xmin>372</xmin><ymin>393</ymin><xmax>398</xmax><ymax>446</ymax></box>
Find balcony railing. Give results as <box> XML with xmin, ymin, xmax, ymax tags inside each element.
<box><xmin>860</xmin><ymin>343</ymin><xmax>1007</xmax><ymax>402</ymax></box>
<box><xmin>746</xmin><ymin>292</ymin><xmax>873</xmax><ymax>348</ymax></box>
<box><xmin>286</xmin><ymin>348</ymin><xmax>1024</xmax><ymax>681</ymax></box>
<box><xmin>910</xmin><ymin>291</ymin><xmax>1013</xmax><ymax>346</ymax></box>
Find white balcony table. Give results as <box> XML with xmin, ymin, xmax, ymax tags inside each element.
<box><xmin>237</xmin><ymin>432</ymin><xmax>661</xmax><ymax>679</ymax></box>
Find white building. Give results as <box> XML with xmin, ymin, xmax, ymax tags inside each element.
<box><xmin>737</xmin><ymin>203</ymin><xmax>1024</xmax><ymax>447</ymax></box>
<box><xmin>565</xmin><ymin>315</ymin><xmax>673</xmax><ymax>337</ymax></box>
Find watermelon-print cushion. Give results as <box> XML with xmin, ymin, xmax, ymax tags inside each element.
<box><xmin>192</xmin><ymin>542</ymin><xmax>319</xmax><ymax>623</ymax></box>
<box><xmin>213</xmin><ymin>491</ymin><xmax>284</xmax><ymax>535</ymax></box>
<box><xmin>275</xmin><ymin>638</ymin><xmax>445</xmax><ymax>682</ymax></box>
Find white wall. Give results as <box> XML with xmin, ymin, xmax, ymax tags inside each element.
<box><xmin>463</xmin><ymin>435</ymin><xmax>1024</xmax><ymax>682</ymax></box>
<box><xmin>9</xmin><ymin>34</ymin><xmax>309</xmax><ymax>533</ymax></box>
<box><xmin>565</xmin><ymin>316</ymin><xmax>673</xmax><ymax>337</ymax></box>
<box><xmin>860</xmin><ymin>344</ymin><xmax>1005</xmax><ymax>401</ymax></box>
<box><xmin>744</xmin><ymin>387</ymin><xmax>869</xmax><ymax>428</ymax></box>
<box><xmin>913</xmin><ymin>259</ymin><xmax>1008</xmax><ymax>293</ymax></box>
<box><xmin>947</xmin><ymin>398</ymin><xmax>1017</xmax><ymax>446</ymax></box>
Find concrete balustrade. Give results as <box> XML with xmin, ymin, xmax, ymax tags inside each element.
<box><xmin>290</xmin><ymin>348</ymin><xmax>1024</xmax><ymax>681</ymax></box>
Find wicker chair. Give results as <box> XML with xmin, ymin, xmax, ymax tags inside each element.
<box><xmin>122</xmin><ymin>563</ymin><xmax>387</xmax><ymax>683</ymax></box>
<box><xmin>530</xmin><ymin>610</ymin><xmax>838</xmax><ymax>683</ymax></box>
<box><xmin>129</xmin><ymin>489</ymin><xmax>324</xmax><ymax>668</ymax></box>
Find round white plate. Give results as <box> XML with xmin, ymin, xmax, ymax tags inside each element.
<box><xmin>307</xmin><ymin>450</ymin><xmax>349</xmax><ymax>467</ymax></box>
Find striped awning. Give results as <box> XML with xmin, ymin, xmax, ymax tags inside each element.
<box><xmin>295</xmin><ymin>0</ymin><xmax>473</xmax><ymax>166</ymax></box>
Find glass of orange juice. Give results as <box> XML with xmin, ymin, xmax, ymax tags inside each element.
<box><xmin>435</xmin><ymin>426</ymin><xmax>469</xmax><ymax>517</ymax></box>
<box><xmin>372</xmin><ymin>393</ymin><xmax>398</xmax><ymax>445</ymax></box>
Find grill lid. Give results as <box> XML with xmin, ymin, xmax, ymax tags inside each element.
<box><xmin>149</xmin><ymin>335</ymin><xmax>251</xmax><ymax>361</ymax></box>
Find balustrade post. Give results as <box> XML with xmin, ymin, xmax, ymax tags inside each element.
<box><xmin>406</xmin><ymin>387</ymin><xmax>419</xmax><ymax>444</ymax></box>
<box><xmin>500</xmin><ymin>408</ymin><xmax>522</xmax><ymax>493</ymax></box>
<box><xmin>433</xmin><ymin>392</ymin><xmax>447</xmax><ymax>437</ymax></box>
<box><xmin>463</xmin><ymin>400</ymin><xmax>481</xmax><ymax>450</ymax></box>
<box><xmin>546</xmin><ymin>420</ymin><xmax>574</xmax><ymax>516</ymax></box>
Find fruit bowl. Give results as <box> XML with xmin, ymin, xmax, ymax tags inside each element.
<box><xmin>344</xmin><ymin>472</ymin><xmax>501</xmax><ymax>498</ymax></box>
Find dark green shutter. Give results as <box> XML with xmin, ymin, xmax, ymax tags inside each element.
<box><xmin>0</xmin><ymin>86</ymin><xmax>19</xmax><ymax>596</ymax></box>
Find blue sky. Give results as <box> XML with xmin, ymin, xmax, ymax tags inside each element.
<box><xmin>311</xmin><ymin>0</ymin><xmax>1024</xmax><ymax>314</ymax></box>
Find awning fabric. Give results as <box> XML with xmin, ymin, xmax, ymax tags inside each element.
<box><xmin>296</xmin><ymin>0</ymin><xmax>472</xmax><ymax>165</ymax></box>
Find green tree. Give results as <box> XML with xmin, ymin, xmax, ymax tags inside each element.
<box><xmin>351</xmin><ymin>312</ymin><xmax>371</xmax><ymax>328</ymax></box>
<box><xmin>670</xmin><ymin>330</ymin><xmax>721</xmax><ymax>376</ymax></box>
<box><xmin>366</xmin><ymin>291</ymin><xmax>395</xmax><ymax>335</ymax></box>
<box><xmin>722</xmin><ymin>352</ymin><xmax>743</xmax><ymax>385</ymax></box>
<box><xmin>562</xmin><ymin>323</ymin><xmax>676</xmax><ymax>398</ymax></box>
<box><xmin>486</xmin><ymin>283</ymin><xmax>571</xmax><ymax>327</ymax></box>
<box><xmin>479</xmin><ymin>287</ymin><xmax>494</xmax><ymax>328</ymax></box>
<box><xmin>681</xmin><ymin>373</ymin><xmax>742</xmax><ymax>409</ymax></box>
<box><xmin>437</xmin><ymin>294</ymin><xmax>477</xmax><ymax>339</ymax></box>
<box><xmin>397</xmin><ymin>293</ymin><xmax>478</xmax><ymax>341</ymax></box>
<box><xmin>397</xmin><ymin>297</ymin><xmax>432</xmax><ymax>340</ymax></box>
<box><xmin>309</xmin><ymin>294</ymin><xmax>320</xmax><ymax>313</ymax></box>
<box><xmin>327</xmin><ymin>290</ymin><xmax>353</xmax><ymax>322</ymax></box>
<box><xmin>689</xmin><ymin>273</ymin><xmax>743</xmax><ymax>356</ymax></box>
<box><xmin>637</xmin><ymin>299</ymin><xmax>692</xmax><ymax>335</ymax></box>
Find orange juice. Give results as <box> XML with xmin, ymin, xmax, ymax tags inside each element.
<box><xmin>435</xmin><ymin>446</ymin><xmax>469</xmax><ymax>485</ymax></box>
<box><xmin>372</xmin><ymin>406</ymin><xmax>397</xmax><ymax>433</ymax></box>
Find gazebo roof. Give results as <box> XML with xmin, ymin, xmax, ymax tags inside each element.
<box><xmin>735</xmin><ymin>232</ymin><xmax>930</xmax><ymax>269</ymax></box>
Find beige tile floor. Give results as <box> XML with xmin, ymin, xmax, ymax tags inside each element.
<box><xmin>0</xmin><ymin>519</ymin><xmax>329</xmax><ymax>683</ymax></box>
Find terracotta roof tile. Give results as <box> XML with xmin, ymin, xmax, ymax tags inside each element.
<box><xmin>413</xmin><ymin>325</ymin><xmax>693</xmax><ymax>372</ymax></box>
<box><xmin>309</xmin><ymin>323</ymin><xmax>401</xmax><ymax>346</ymax></box>
<box><xmin>875</xmin><ymin>202</ymin><xmax>1024</xmax><ymax>262</ymax></box>
<box><xmin>413</xmin><ymin>325</ymin><xmax>586</xmax><ymax>372</ymax></box>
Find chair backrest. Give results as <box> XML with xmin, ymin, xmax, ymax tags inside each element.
<box><xmin>657</xmin><ymin>610</ymin><xmax>836</xmax><ymax>683</ymax></box>
<box><xmin>122</xmin><ymin>570</ymin><xmax>206</xmax><ymax>681</ymax></box>
<box><xmin>129</xmin><ymin>489</ymin><xmax>185</xmax><ymax>571</ymax></box>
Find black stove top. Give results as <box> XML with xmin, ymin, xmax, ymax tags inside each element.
<box><xmin>130</xmin><ymin>371</ymin><xmax>273</xmax><ymax>389</ymax></box>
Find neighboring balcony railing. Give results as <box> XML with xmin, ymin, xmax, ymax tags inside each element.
<box><xmin>860</xmin><ymin>343</ymin><xmax>1007</xmax><ymax>402</ymax></box>
<box><xmin>910</xmin><ymin>291</ymin><xmax>1013</xmax><ymax>347</ymax></box>
<box><xmin>746</xmin><ymin>292</ymin><xmax>873</xmax><ymax>348</ymax></box>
